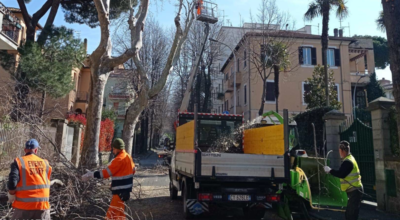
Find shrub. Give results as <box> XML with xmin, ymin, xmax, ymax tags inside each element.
<box><xmin>294</xmin><ymin>107</ymin><xmax>334</xmax><ymax>155</ymax></box>
<box><xmin>66</xmin><ymin>114</ymin><xmax>114</xmax><ymax>152</ymax></box>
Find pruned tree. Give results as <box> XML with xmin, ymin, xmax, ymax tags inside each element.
<box><xmin>304</xmin><ymin>65</ymin><xmax>342</xmax><ymax>110</ymax></box>
<box><xmin>79</xmin><ymin>0</ymin><xmax>196</xmax><ymax>167</ymax></box>
<box><xmin>304</xmin><ymin>0</ymin><xmax>348</xmax><ymax>107</ymax></box>
<box><xmin>381</xmin><ymin>0</ymin><xmax>400</xmax><ymax>149</ymax></box>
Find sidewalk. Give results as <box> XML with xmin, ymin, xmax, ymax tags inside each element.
<box><xmin>309</xmin><ymin>201</ymin><xmax>400</xmax><ymax>220</ymax></box>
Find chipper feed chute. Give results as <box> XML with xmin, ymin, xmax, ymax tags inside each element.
<box><xmin>290</xmin><ymin>157</ymin><xmax>348</xmax><ymax>211</ymax></box>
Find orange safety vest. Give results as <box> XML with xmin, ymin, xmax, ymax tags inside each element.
<box><xmin>197</xmin><ymin>0</ymin><xmax>204</xmax><ymax>15</ymax></box>
<box><xmin>101</xmin><ymin>150</ymin><xmax>135</xmax><ymax>194</ymax></box>
<box><xmin>13</xmin><ymin>154</ymin><xmax>52</xmax><ymax>210</ymax></box>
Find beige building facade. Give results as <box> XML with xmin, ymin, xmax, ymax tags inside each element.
<box><xmin>221</xmin><ymin>31</ymin><xmax>374</xmax><ymax>121</ymax></box>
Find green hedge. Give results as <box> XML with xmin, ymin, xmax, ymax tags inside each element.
<box><xmin>294</xmin><ymin>107</ymin><xmax>334</xmax><ymax>155</ymax></box>
<box><xmin>389</xmin><ymin>106</ymin><xmax>399</xmax><ymax>156</ymax></box>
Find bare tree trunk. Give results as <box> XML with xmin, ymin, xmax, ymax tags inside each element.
<box><xmin>149</xmin><ymin>109</ymin><xmax>154</xmax><ymax>150</ymax></box>
<box><xmin>322</xmin><ymin>1</ymin><xmax>330</xmax><ymax>107</ymax></box>
<box><xmin>259</xmin><ymin>80</ymin><xmax>266</xmax><ymax>116</ymax></box>
<box><xmin>382</xmin><ymin>0</ymin><xmax>400</xmax><ymax>148</ymax></box>
<box><xmin>122</xmin><ymin>89</ymin><xmax>148</xmax><ymax>155</ymax></box>
<box><xmin>274</xmin><ymin>66</ymin><xmax>279</xmax><ymax>113</ymax></box>
<box><xmin>39</xmin><ymin>90</ymin><xmax>46</xmax><ymax>119</ymax></box>
<box><xmin>80</xmin><ymin>72</ymin><xmax>108</xmax><ymax>168</ymax></box>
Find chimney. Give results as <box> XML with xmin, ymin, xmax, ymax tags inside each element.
<box><xmin>334</xmin><ymin>28</ymin><xmax>338</xmax><ymax>37</ymax></box>
<box><xmin>84</xmin><ymin>38</ymin><xmax>88</xmax><ymax>54</ymax></box>
<box><xmin>339</xmin><ymin>29</ymin><xmax>343</xmax><ymax>37</ymax></box>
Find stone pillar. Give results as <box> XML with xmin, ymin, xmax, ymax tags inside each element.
<box><xmin>367</xmin><ymin>97</ymin><xmax>395</xmax><ymax>211</ymax></box>
<box><xmin>51</xmin><ymin>119</ymin><xmax>68</xmax><ymax>155</ymax></box>
<box><xmin>323</xmin><ymin>110</ymin><xmax>347</xmax><ymax>169</ymax></box>
<box><xmin>71</xmin><ymin>124</ymin><xmax>83</xmax><ymax>167</ymax></box>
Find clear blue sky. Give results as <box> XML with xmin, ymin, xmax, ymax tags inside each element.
<box><xmin>2</xmin><ymin>0</ymin><xmax>391</xmax><ymax>80</ymax></box>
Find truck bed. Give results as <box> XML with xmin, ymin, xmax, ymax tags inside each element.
<box><xmin>175</xmin><ymin>151</ymin><xmax>288</xmax><ymax>182</ymax></box>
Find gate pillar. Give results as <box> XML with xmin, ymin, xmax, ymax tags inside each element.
<box><xmin>367</xmin><ymin>97</ymin><xmax>395</xmax><ymax>211</ymax></box>
<box><xmin>323</xmin><ymin>110</ymin><xmax>347</xmax><ymax>169</ymax></box>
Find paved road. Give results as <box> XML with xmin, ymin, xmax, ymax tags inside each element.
<box><xmin>130</xmin><ymin>151</ymin><xmax>400</xmax><ymax>220</ymax></box>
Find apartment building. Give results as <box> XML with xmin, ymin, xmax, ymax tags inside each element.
<box><xmin>103</xmin><ymin>68</ymin><xmax>133</xmax><ymax>138</ymax></box>
<box><xmin>220</xmin><ymin>29</ymin><xmax>374</xmax><ymax>120</ymax></box>
<box><xmin>210</xmin><ymin>23</ymin><xmax>313</xmax><ymax>114</ymax></box>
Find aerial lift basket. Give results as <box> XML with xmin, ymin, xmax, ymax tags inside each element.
<box><xmin>196</xmin><ymin>0</ymin><xmax>218</xmax><ymax>24</ymax></box>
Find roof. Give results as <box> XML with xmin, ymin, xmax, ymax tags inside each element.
<box><xmin>7</xmin><ymin>7</ymin><xmax>43</xmax><ymax>29</ymax></box>
<box><xmin>220</xmin><ymin>31</ymin><xmax>356</xmax><ymax>72</ymax></box>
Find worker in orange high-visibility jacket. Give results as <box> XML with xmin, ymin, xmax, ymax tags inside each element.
<box><xmin>82</xmin><ymin>138</ymin><xmax>135</xmax><ymax>220</ymax></box>
<box><xmin>196</xmin><ymin>0</ymin><xmax>204</xmax><ymax>15</ymax></box>
<box><xmin>7</xmin><ymin>139</ymin><xmax>52</xmax><ymax>220</ymax></box>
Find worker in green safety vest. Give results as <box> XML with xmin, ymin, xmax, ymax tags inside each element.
<box><xmin>324</xmin><ymin>141</ymin><xmax>363</xmax><ymax>220</ymax></box>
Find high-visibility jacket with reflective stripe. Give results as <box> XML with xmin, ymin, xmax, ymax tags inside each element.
<box><xmin>13</xmin><ymin>154</ymin><xmax>52</xmax><ymax>210</ymax></box>
<box><xmin>101</xmin><ymin>150</ymin><xmax>135</xmax><ymax>194</ymax></box>
<box><xmin>340</xmin><ymin>154</ymin><xmax>362</xmax><ymax>192</ymax></box>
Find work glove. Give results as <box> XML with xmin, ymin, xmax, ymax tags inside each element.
<box><xmin>118</xmin><ymin>191</ymin><xmax>131</xmax><ymax>202</ymax></box>
<box><xmin>81</xmin><ymin>169</ymin><xmax>94</xmax><ymax>182</ymax></box>
<box><xmin>324</xmin><ymin>166</ymin><xmax>331</xmax><ymax>174</ymax></box>
<box><xmin>8</xmin><ymin>192</ymin><xmax>15</xmax><ymax>203</ymax></box>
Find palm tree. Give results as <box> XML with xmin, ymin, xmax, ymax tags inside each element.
<box><xmin>304</xmin><ymin>0</ymin><xmax>348</xmax><ymax>107</ymax></box>
<box><xmin>376</xmin><ymin>11</ymin><xmax>385</xmax><ymax>32</ymax></box>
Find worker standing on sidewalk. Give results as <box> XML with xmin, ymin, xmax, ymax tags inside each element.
<box><xmin>324</xmin><ymin>141</ymin><xmax>363</xmax><ymax>220</ymax></box>
<box><xmin>82</xmin><ymin>138</ymin><xmax>135</xmax><ymax>220</ymax></box>
<box><xmin>7</xmin><ymin>139</ymin><xmax>52</xmax><ymax>220</ymax></box>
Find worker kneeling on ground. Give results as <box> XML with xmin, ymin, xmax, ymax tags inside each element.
<box><xmin>7</xmin><ymin>139</ymin><xmax>52</xmax><ymax>220</ymax></box>
<box><xmin>324</xmin><ymin>141</ymin><xmax>363</xmax><ymax>220</ymax></box>
<box><xmin>82</xmin><ymin>138</ymin><xmax>135</xmax><ymax>220</ymax></box>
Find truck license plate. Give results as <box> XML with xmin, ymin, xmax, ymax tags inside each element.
<box><xmin>228</xmin><ymin>195</ymin><xmax>251</xmax><ymax>201</ymax></box>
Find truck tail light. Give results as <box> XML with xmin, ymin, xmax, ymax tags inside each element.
<box><xmin>158</xmin><ymin>155</ymin><xmax>163</xmax><ymax>158</ymax></box>
<box><xmin>198</xmin><ymin>193</ymin><xmax>213</xmax><ymax>201</ymax></box>
<box><xmin>266</xmin><ymin>195</ymin><xmax>280</xmax><ymax>202</ymax></box>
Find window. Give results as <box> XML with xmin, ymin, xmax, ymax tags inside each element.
<box><xmin>218</xmin><ymin>84</ymin><xmax>221</xmax><ymax>93</ymax></box>
<box><xmin>327</xmin><ymin>49</ymin><xmax>335</xmax><ymax>67</ymax></box>
<box><xmin>299</xmin><ymin>47</ymin><xmax>316</xmax><ymax>66</ymax></box>
<box><xmin>237</xmin><ymin>58</ymin><xmax>240</xmax><ymax>71</ymax></box>
<box><xmin>225</xmin><ymin>72</ymin><xmax>229</xmax><ymax>80</ymax></box>
<box><xmin>265</xmin><ymin>80</ymin><xmax>275</xmax><ymax>102</ymax></box>
<box><xmin>244</xmin><ymin>50</ymin><xmax>247</xmax><ymax>68</ymax></box>
<box><xmin>244</xmin><ymin>85</ymin><xmax>247</xmax><ymax>105</ymax></box>
<box><xmin>113</xmin><ymin>102</ymin><xmax>119</xmax><ymax>109</ymax></box>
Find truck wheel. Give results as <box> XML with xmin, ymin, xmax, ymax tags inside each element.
<box><xmin>183</xmin><ymin>181</ymin><xmax>194</xmax><ymax>219</ymax></box>
<box><xmin>243</xmin><ymin>206</ymin><xmax>266</xmax><ymax>219</ymax></box>
<box><xmin>170</xmin><ymin>181</ymin><xmax>178</xmax><ymax>200</ymax></box>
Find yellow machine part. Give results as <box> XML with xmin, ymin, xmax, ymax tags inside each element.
<box><xmin>176</xmin><ymin>121</ymin><xmax>195</xmax><ymax>151</ymax></box>
<box><xmin>243</xmin><ymin>125</ymin><xmax>284</xmax><ymax>155</ymax></box>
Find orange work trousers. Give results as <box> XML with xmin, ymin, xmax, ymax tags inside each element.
<box><xmin>106</xmin><ymin>195</ymin><xmax>125</xmax><ymax>220</ymax></box>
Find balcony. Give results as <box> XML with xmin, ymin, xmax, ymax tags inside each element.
<box><xmin>109</xmin><ymin>92</ymin><xmax>131</xmax><ymax>100</ymax></box>
<box><xmin>0</xmin><ymin>3</ymin><xmax>21</xmax><ymax>50</ymax></box>
<box><xmin>76</xmin><ymin>91</ymin><xmax>89</xmax><ymax>103</ymax></box>
<box><xmin>223</xmin><ymin>71</ymin><xmax>242</xmax><ymax>93</ymax></box>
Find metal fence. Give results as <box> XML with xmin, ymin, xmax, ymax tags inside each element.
<box><xmin>0</xmin><ymin>122</ymin><xmax>56</xmax><ymax>170</ymax></box>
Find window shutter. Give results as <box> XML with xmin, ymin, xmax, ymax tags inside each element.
<box><xmin>298</xmin><ymin>47</ymin><xmax>303</xmax><ymax>65</ymax></box>
<box><xmin>311</xmin><ymin>47</ymin><xmax>317</xmax><ymax>65</ymax></box>
<box><xmin>335</xmin><ymin>49</ymin><xmax>341</xmax><ymax>66</ymax></box>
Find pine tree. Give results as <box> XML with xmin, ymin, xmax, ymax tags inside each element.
<box><xmin>366</xmin><ymin>72</ymin><xmax>386</xmax><ymax>102</ymax></box>
<box><xmin>304</xmin><ymin>65</ymin><xmax>342</xmax><ymax>110</ymax></box>
<box><xmin>17</xmin><ymin>26</ymin><xmax>85</xmax><ymax>118</ymax></box>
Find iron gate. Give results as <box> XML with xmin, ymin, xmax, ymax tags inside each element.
<box><xmin>340</xmin><ymin>118</ymin><xmax>376</xmax><ymax>201</ymax></box>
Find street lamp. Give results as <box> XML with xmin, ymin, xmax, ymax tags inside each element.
<box><xmin>209</xmin><ymin>37</ymin><xmax>237</xmax><ymax>114</ymax></box>
<box><xmin>353</xmin><ymin>73</ymin><xmax>368</xmax><ymax>119</ymax></box>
